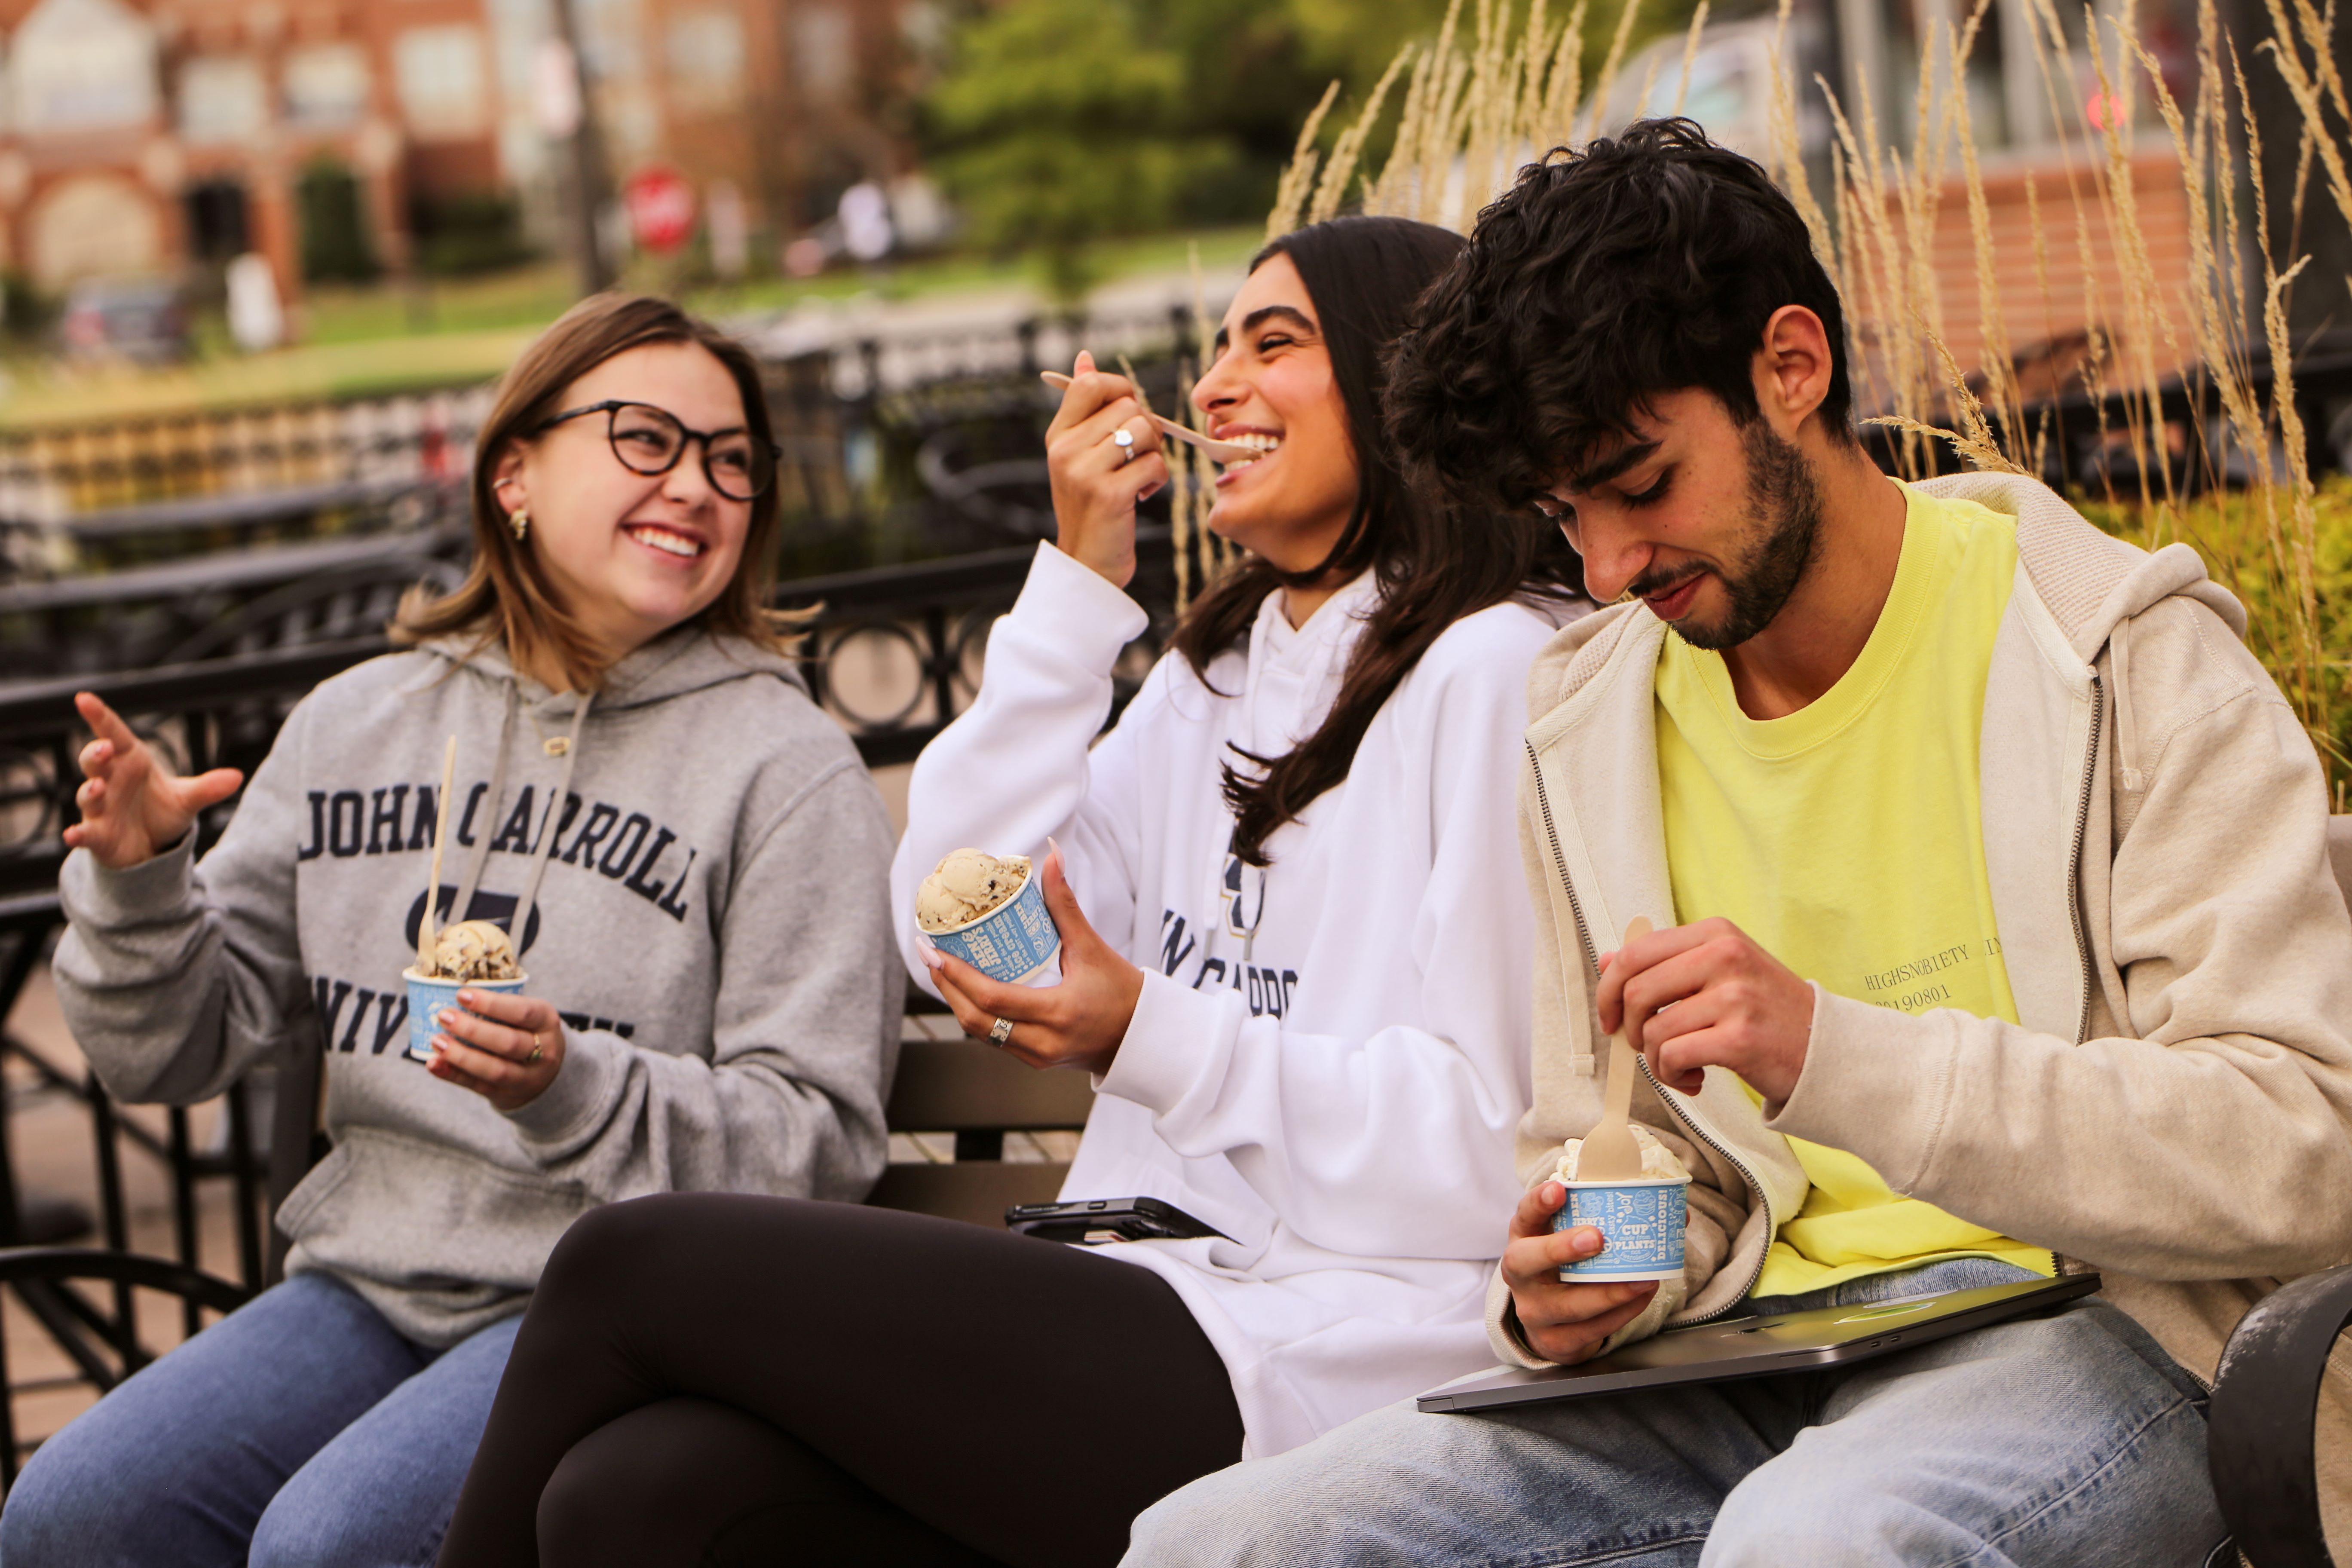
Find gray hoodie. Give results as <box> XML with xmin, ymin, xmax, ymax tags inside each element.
<box><xmin>54</xmin><ymin>625</ymin><xmax>899</xmax><ymax>1346</ymax></box>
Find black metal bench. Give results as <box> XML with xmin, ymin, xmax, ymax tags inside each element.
<box><xmin>13</xmin><ymin>556</ymin><xmax>2339</xmax><ymax>1558</ymax></box>
<box><xmin>2199</xmin><ymin>819</ymin><xmax>2352</xmax><ymax>1568</ymax></box>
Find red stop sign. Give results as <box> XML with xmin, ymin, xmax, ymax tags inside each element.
<box><xmin>625</xmin><ymin>166</ymin><xmax>696</xmax><ymax>254</ymax></box>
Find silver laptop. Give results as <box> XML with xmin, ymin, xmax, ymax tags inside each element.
<box><xmin>1418</xmin><ymin>1274</ymin><xmax>2100</xmax><ymax>1413</ymax></box>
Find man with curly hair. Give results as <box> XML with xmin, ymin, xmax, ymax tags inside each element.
<box><xmin>1122</xmin><ymin>119</ymin><xmax>2352</xmax><ymax>1566</ymax></box>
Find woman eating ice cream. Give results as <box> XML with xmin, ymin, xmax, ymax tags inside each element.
<box><xmin>4</xmin><ymin>295</ymin><xmax>899</xmax><ymax>1568</ymax></box>
<box><xmin>435</xmin><ymin>216</ymin><xmax>1587</xmax><ymax>1568</ymax></box>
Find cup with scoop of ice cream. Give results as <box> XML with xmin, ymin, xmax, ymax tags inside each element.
<box><xmin>917</xmin><ymin>847</ymin><xmax>1060</xmax><ymax>985</ymax></box>
<box><xmin>402</xmin><ymin>919</ymin><xmax>527</xmax><ymax>1064</ymax></box>
<box><xmin>1550</xmin><ymin>1124</ymin><xmax>1690</xmax><ymax>1284</ymax></box>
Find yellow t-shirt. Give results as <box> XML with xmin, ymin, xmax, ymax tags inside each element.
<box><xmin>1654</xmin><ymin>482</ymin><xmax>2055</xmax><ymax>1298</ymax></box>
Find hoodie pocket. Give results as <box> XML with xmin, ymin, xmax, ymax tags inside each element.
<box><xmin>277</xmin><ymin>1124</ymin><xmax>591</xmax><ymax>1294</ymax></box>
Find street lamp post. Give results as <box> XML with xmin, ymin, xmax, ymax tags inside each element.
<box><xmin>542</xmin><ymin>0</ymin><xmax>616</xmax><ymax>296</ymax></box>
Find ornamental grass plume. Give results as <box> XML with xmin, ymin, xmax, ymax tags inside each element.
<box><xmin>1258</xmin><ymin>0</ymin><xmax>2352</xmax><ymax>799</ymax></box>
<box><xmin>1167</xmin><ymin>239</ymin><xmax>1237</xmax><ymax>615</ymax></box>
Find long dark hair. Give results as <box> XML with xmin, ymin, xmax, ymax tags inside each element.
<box><xmin>1171</xmin><ymin>216</ymin><xmax>1583</xmax><ymax>867</ymax></box>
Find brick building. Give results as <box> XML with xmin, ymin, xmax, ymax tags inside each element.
<box><xmin>1612</xmin><ymin>0</ymin><xmax>2338</xmax><ymax>390</ymax></box>
<box><xmin>0</xmin><ymin>0</ymin><xmax>931</xmax><ymax>308</ymax></box>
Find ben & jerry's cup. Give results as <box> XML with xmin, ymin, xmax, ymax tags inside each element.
<box><xmin>925</xmin><ymin>870</ymin><xmax>1060</xmax><ymax>985</ymax></box>
<box><xmin>401</xmin><ymin>969</ymin><xmax>528</xmax><ymax>1065</ymax></box>
<box><xmin>1552</xmin><ymin>1174</ymin><xmax>1689</xmax><ymax>1284</ymax></box>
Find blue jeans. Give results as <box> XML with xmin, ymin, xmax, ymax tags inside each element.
<box><xmin>0</xmin><ymin>1271</ymin><xmax>521</xmax><ymax>1568</ymax></box>
<box><xmin>1125</xmin><ymin>1260</ymin><xmax>2230</xmax><ymax>1568</ymax></box>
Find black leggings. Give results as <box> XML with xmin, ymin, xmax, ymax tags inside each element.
<box><xmin>436</xmin><ymin>1195</ymin><xmax>1245</xmax><ymax>1568</ymax></box>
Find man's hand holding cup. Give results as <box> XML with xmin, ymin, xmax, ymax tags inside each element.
<box><xmin>1502</xmin><ymin>1180</ymin><xmax>1663</xmax><ymax>1364</ymax></box>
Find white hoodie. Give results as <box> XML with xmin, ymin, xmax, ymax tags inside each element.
<box><xmin>892</xmin><ymin>542</ymin><xmax>1573</xmax><ymax>1457</ymax></box>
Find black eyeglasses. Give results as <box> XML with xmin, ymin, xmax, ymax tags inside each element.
<box><xmin>535</xmin><ymin>400</ymin><xmax>780</xmax><ymax>502</ymax></box>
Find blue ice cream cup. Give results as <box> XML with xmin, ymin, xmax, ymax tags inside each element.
<box><xmin>402</xmin><ymin>968</ymin><xmax>528</xmax><ymax>1064</ymax></box>
<box><xmin>1553</xmin><ymin>1175</ymin><xmax>1689</xmax><ymax>1283</ymax></box>
<box><xmin>923</xmin><ymin>869</ymin><xmax>1060</xmax><ymax>985</ymax></box>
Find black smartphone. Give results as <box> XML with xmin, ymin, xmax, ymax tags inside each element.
<box><xmin>1004</xmin><ymin>1196</ymin><xmax>1231</xmax><ymax>1245</ymax></box>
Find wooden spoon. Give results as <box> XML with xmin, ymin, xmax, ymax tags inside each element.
<box><xmin>415</xmin><ymin>735</ymin><xmax>457</xmax><ymax>974</ymax></box>
<box><xmin>1577</xmin><ymin>916</ymin><xmax>1656</xmax><ymax>1182</ymax></box>
<box><xmin>1038</xmin><ymin>371</ymin><xmax>1260</xmax><ymax>466</ymax></box>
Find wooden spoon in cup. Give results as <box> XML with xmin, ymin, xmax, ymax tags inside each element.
<box><xmin>1038</xmin><ymin>370</ymin><xmax>1259</xmax><ymax>466</ymax></box>
<box><xmin>1578</xmin><ymin>916</ymin><xmax>1656</xmax><ymax>1182</ymax></box>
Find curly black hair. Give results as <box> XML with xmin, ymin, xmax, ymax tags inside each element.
<box><xmin>1384</xmin><ymin>118</ymin><xmax>1854</xmax><ymax>521</ymax></box>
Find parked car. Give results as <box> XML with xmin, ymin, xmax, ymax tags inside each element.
<box><xmin>61</xmin><ymin>277</ymin><xmax>190</xmax><ymax>365</ymax></box>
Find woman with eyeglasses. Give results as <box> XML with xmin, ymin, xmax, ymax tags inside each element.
<box><xmin>3</xmin><ymin>294</ymin><xmax>900</xmax><ymax>1568</ymax></box>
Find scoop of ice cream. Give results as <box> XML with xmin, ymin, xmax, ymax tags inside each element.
<box><xmin>424</xmin><ymin>919</ymin><xmax>521</xmax><ymax>982</ymax></box>
<box><xmin>916</xmin><ymin>848</ymin><xmax>1030</xmax><ymax>934</ymax></box>
<box><xmin>1554</xmin><ymin>1124</ymin><xmax>1688</xmax><ymax>1184</ymax></box>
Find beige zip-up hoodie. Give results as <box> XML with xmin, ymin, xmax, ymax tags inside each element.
<box><xmin>1491</xmin><ymin>472</ymin><xmax>2352</xmax><ymax>1547</ymax></box>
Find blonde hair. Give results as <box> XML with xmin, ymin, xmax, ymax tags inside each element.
<box><xmin>392</xmin><ymin>293</ymin><xmax>803</xmax><ymax>691</ymax></box>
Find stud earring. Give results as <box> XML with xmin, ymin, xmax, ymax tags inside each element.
<box><xmin>509</xmin><ymin>509</ymin><xmax>529</xmax><ymax>541</ymax></box>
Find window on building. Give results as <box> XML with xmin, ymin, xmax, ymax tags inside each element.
<box><xmin>30</xmin><ymin>172</ymin><xmax>160</xmax><ymax>287</ymax></box>
<box><xmin>793</xmin><ymin>3</ymin><xmax>852</xmax><ymax>100</ymax></box>
<box><xmin>394</xmin><ymin>24</ymin><xmax>487</xmax><ymax>139</ymax></box>
<box><xmin>575</xmin><ymin>0</ymin><xmax>642</xmax><ymax>82</ymax></box>
<box><xmin>178</xmin><ymin>55</ymin><xmax>266</xmax><ymax>143</ymax></box>
<box><xmin>283</xmin><ymin>42</ymin><xmax>369</xmax><ymax>128</ymax></box>
<box><xmin>666</xmin><ymin>8</ymin><xmax>744</xmax><ymax>108</ymax></box>
<box><xmin>184</xmin><ymin>178</ymin><xmax>250</xmax><ymax>263</ymax></box>
<box><xmin>9</xmin><ymin>0</ymin><xmax>158</xmax><ymax>135</ymax></box>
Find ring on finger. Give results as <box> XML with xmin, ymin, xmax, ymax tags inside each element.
<box><xmin>987</xmin><ymin>1016</ymin><xmax>1014</xmax><ymax>1046</ymax></box>
<box><xmin>1110</xmin><ymin>427</ymin><xmax>1136</xmax><ymax>465</ymax></box>
<box><xmin>527</xmin><ymin>1038</ymin><xmax>545</xmax><ymax>1063</ymax></box>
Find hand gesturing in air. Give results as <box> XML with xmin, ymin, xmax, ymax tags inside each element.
<box><xmin>63</xmin><ymin>692</ymin><xmax>245</xmax><ymax>870</ymax></box>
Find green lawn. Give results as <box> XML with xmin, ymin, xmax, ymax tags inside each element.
<box><xmin>0</xmin><ymin>227</ymin><xmax>1265</xmax><ymax>429</ymax></box>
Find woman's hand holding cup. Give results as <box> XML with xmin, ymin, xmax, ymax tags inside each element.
<box><xmin>427</xmin><ymin>989</ymin><xmax>566</xmax><ymax>1111</ymax></box>
<box><xmin>63</xmin><ymin>692</ymin><xmax>245</xmax><ymax>870</ymax></box>
<box><xmin>1044</xmin><ymin>350</ymin><xmax>1167</xmax><ymax>588</ymax></box>
<box><xmin>924</xmin><ymin>843</ymin><xmax>1143</xmax><ymax>1076</ymax></box>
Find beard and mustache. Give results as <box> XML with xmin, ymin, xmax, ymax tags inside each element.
<box><xmin>1623</xmin><ymin>420</ymin><xmax>1825</xmax><ymax>652</ymax></box>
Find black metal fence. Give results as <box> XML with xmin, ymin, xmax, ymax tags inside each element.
<box><xmin>0</xmin><ymin>525</ymin><xmax>1178</xmax><ymax>1471</ymax></box>
<box><xmin>0</xmin><ymin>388</ymin><xmax>494</xmax><ymax>521</ymax></box>
<box><xmin>0</xmin><ymin>527</ymin><xmax>1175</xmax><ymax>903</ymax></box>
<box><xmin>0</xmin><ymin>482</ymin><xmax>472</xmax><ymax>682</ymax></box>
<box><xmin>0</xmin><ymin>301</ymin><xmax>1214</xmax><ymax>680</ymax></box>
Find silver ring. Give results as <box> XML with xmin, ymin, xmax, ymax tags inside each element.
<box><xmin>1111</xmin><ymin>428</ymin><xmax>1135</xmax><ymax>464</ymax></box>
<box><xmin>987</xmin><ymin>1017</ymin><xmax>1014</xmax><ymax>1046</ymax></box>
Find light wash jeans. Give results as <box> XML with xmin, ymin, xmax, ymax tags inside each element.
<box><xmin>0</xmin><ymin>1271</ymin><xmax>521</xmax><ymax>1568</ymax></box>
<box><xmin>1126</xmin><ymin>1259</ymin><xmax>2230</xmax><ymax>1568</ymax></box>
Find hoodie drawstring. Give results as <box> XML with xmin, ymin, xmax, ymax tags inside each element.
<box><xmin>443</xmin><ymin>683</ymin><xmax>592</xmax><ymax>958</ymax></box>
<box><xmin>2111</xmin><ymin>615</ymin><xmax>2143</xmax><ymax>794</ymax></box>
<box><xmin>447</xmin><ymin>684</ymin><xmax>518</xmax><ymax>929</ymax></box>
<box><xmin>510</xmin><ymin>693</ymin><xmax>593</xmax><ymax>948</ymax></box>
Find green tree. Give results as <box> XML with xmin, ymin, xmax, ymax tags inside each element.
<box><xmin>925</xmin><ymin>0</ymin><xmax>1712</xmax><ymax>300</ymax></box>
<box><xmin>298</xmin><ymin>159</ymin><xmax>377</xmax><ymax>284</ymax></box>
<box><xmin>1281</xmin><ymin>0</ymin><xmax>1453</xmax><ymax>91</ymax></box>
<box><xmin>927</xmin><ymin>0</ymin><xmax>1241</xmax><ymax>302</ymax></box>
